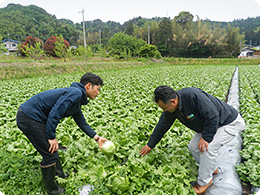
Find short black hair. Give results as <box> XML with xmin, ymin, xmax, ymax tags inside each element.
<box><xmin>80</xmin><ymin>72</ymin><xmax>104</xmax><ymax>86</ymax></box>
<box><xmin>154</xmin><ymin>86</ymin><xmax>177</xmax><ymax>103</ymax></box>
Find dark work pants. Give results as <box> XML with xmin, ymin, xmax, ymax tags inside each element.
<box><xmin>16</xmin><ymin>109</ymin><xmax>59</xmax><ymax>166</ymax></box>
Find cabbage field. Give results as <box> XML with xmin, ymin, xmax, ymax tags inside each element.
<box><xmin>0</xmin><ymin>64</ymin><xmax>259</xmax><ymax>194</ymax></box>
<box><xmin>236</xmin><ymin>65</ymin><xmax>260</xmax><ymax>188</ymax></box>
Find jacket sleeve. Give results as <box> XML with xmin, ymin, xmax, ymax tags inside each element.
<box><xmin>45</xmin><ymin>90</ymin><xmax>82</xmax><ymax>139</ymax></box>
<box><xmin>72</xmin><ymin>111</ymin><xmax>96</xmax><ymax>138</ymax></box>
<box><xmin>194</xmin><ymin>92</ymin><xmax>219</xmax><ymax>143</ymax></box>
<box><xmin>147</xmin><ymin>112</ymin><xmax>176</xmax><ymax>148</ymax></box>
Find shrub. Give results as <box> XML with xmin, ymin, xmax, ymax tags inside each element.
<box><xmin>18</xmin><ymin>36</ymin><xmax>43</xmax><ymax>57</ymax></box>
<box><xmin>139</xmin><ymin>44</ymin><xmax>162</xmax><ymax>59</ymax></box>
<box><xmin>70</xmin><ymin>45</ymin><xmax>94</xmax><ymax>60</ymax></box>
<box><xmin>0</xmin><ymin>35</ymin><xmax>7</xmax><ymax>54</ymax></box>
<box><xmin>108</xmin><ymin>33</ymin><xmax>146</xmax><ymax>58</ymax></box>
<box><xmin>44</xmin><ymin>35</ymin><xmax>70</xmax><ymax>57</ymax></box>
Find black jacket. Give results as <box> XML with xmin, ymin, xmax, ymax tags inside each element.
<box><xmin>147</xmin><ymin>87</ymin><xmax>238</xmax><ymax>148</ymax></box>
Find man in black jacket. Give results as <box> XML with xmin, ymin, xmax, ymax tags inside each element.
<box><xmin>140</xmin><ymin>86</ymin><xmax>245</xmax><ymax>194</ymax></box>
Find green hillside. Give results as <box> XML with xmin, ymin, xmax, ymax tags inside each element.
<box><xmin>0</xmin><ymin>4</ymin><xmax>79</xmax><ymax>44</ymax></box>
<box><xmin>1</xmin><ymin>3</ymin><xmax>260</xmax><ymax>48</ymax></box>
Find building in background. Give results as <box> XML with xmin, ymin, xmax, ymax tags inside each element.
<box><xmin>2</xmin><ymin>39</ymin><xmax>20</xmax><ymax>52</ymax></box>
<box><xmin>238</xmin><ymin>47</ymin><xmax>260</xmax><ymax>59</ymax></box>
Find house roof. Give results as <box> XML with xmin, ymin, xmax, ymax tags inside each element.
<box><xmin>2</xmin><ymin>39</ymin><xmax>20</xmax><ymax>43</ymax></box>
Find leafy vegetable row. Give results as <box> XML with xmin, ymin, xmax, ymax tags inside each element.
<box><xmin>236</xmin><ymin>65</ymin><xmax>260</xmax><ymax>188</ymax></box>
<box><xmin>0</xmin><ymin>65</ymin><xmax>235</xmax><ymax>194</ymax></box>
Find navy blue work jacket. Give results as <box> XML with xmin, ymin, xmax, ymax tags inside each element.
<box><xmin>19</xmin><ymin>82</ymin><xmax>96</xmax><ymax>139</ymax></box>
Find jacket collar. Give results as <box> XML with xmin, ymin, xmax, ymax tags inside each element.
<box><xmin>70</xmin><ymin>82</ymin><xmax>89</xmax><ymax>105</ymax></box>
<box><xmin>176</xmin><ymin>91</ymin><xmax>182</xmax><ymax>111</ymax></box>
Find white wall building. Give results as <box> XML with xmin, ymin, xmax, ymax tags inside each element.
<box><xmin>2</xmin><ymin>39</ymin><xmax>20</xmax><ymax>52</ymax></box>
<box><xmin>238</xmin><ymin>48</ymin><xmax>259</xmax><ymax>59</ymax></box>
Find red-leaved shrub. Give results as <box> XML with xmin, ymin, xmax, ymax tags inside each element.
<box><xmin>19</xmin><ymin>36</ymin><xmax>43</xmax><ymax>56</ymax></box>
<box><xmin>44</xmin><ymin>36</ymin><xmax>70</xmax><ymax>57</ymax></box>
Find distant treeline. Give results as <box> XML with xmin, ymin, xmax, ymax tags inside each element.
<box><xmin>1</xmin><ymin>4</ymin><xmax>260</xmax><ymax>57</ymax></box>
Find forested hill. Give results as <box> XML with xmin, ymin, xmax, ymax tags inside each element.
<box><xmin>1</xmin><ymin>3</ymin><xmax>260</xmax><ymax>45</ymax></box>
<box><xmin>0</xmin><ymin>3</ymin><xmax>79</xmax><ymax>43</ymax></box>
<box><xmin>208</xmin><ymin>17</ymin><xmax>260</xmax><ymax>45</ymax></box>
<box><xmin>231</xmin><ymin>17</ymin><xmax>260</xmax><ymax>45</ymax></box>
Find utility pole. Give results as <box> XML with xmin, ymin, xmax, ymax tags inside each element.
<box><xmin>99</xmin><ymin>29</ymin><xmax>102</xmax><ymax>49</ymax></box>
<box><xmin>147</xmin><ymin>25</ymin><xmax>150</xmax><ymax>45</ymax></box>
<box><xmin>79</xmin><ymin>8</ymin><xmax>86</xmax><ymax>47</ymax></box>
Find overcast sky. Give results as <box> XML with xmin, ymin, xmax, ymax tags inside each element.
<box><xmin>0</xmin><ymin>0</ymin><xmax>260</xmax><ymax>24</ymax></box>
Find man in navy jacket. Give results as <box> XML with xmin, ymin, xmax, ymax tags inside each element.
<box><xmin>16</xmin><ymin>72</ymin><xmax>107</xmax><ymax>195</ymax></box>
<box><xmin>140</xmin><ymin>86</ymin><xmax>245</xmax><ymax>194</ymax></box>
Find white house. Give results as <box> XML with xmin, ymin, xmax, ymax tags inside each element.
<box><xmin>238</xmin><ymin>48</ymin><xmax>260</xmax><ymax>59</ymax></box>
<box><xmin>2</xmin><ymin>39</ymin><xmax>20</xmax><ymax>52</ymax></box>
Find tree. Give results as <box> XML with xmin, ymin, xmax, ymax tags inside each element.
<box><xmin>174</xmin><ymin>11</ymin><xmax>194</xmax><ymax>26</ymax></box>
<box><xmin>18</xmin><ymin>36</ymin><xmax>44</xmax><ymax>58</ymax></box>
<box><xmin>125</xmin><ymin>22</ymin><xmax>134</xmax><ymax>36</ymax></box>
<box><xmin>44</xmin><ymin>35</ymin><xmax>70</xmax><ymax>57</ymax></box>
<box><xmin>170</xmin><ymin>17</ymin><xmax>243</xmax><ymax>58</ymax></box>
<box><xmin>224</xmin><ymin>24</ymin><xmax>244</xmax><ymax>56</ymax></box>
<box><xmin>108</xmin><ymin>32</ymin><xmax>146</xmax><ymax>58</ymax></box>
<box><xmin>54</xmin><ymin>34</ymin><xmax>70</xmax><ymax>60</ymax></box>
<box><xmin>86</xmin><ymin>32</ymin><xmax>99</xmax><ymax>45</ymax></box>
<box><xmin>139</xmin><ymin>44</ymin><xmax>161</xmax><ymax>58</ymax></box>
<box><xmin>156</xmin><ymin>18</ymin><xmax>174</xmax><ymax>56</ymax></box>
<box><xmin>133</xmin><ymin>22</ymin><xmax>159</xmax><ymax>45</ymax></box>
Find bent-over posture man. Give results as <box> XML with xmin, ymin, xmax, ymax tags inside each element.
<box><xmin>16</xmin><ymin>73</ymin><xmax>107</xmax><ymax>195</ymax></box>
<box><xmin>140</xmin><ymin>86</ymin><xmax>245</xmax><ymax>194</ymax></box>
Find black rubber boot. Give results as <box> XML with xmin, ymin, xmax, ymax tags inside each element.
<box><xmin>55</xmin><ymin>158</ymin><xmax>68</xmax><ymax>178</ymax></box>
<box><xmin>41</xmin><ymin>163</ymin><xmax>65</xmax><ymax>195</ymax></box>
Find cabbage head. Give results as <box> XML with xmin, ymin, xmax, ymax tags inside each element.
<box><xmin>102</xmin><ymin>141</ymin><xmax>116</xmax><ymax>154</ymax></box>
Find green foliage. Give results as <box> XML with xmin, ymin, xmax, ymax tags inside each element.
<box><xmin>54</xmin><ymin>34</ymin><xmax>70</xmax><ymax>60</ymax></box>
<box><xmin>236</xmin><ymin>65</ymin><xmax>260</xmax><ymax>187</ymax></box>
<box><xmin>139</xmin><ymin>44</ymin><xmax>161</xmax><ymax>58</ymax></box>
<box><xmin>97</xmin><ymin>48</ymin><xmax>108</xmax><ymax>59</ymax></box>
<box><xmin>0</xmin><ymin>35</ymin><xmax>7</xmax><ymax>53</ymax></box>
<box><xmin>125</xmin><ymin>22</ymin><xmax>134</xmax><ymax>36</ymax></box>
<box><xmin>0</xmin><ymin>64</ymin><xmax>238</xmax><ymax>194</ymax></box>
<box><xmin>0</xmin><ymin>4</ymin><xmax>79</xmax><ymax>44</ymax></box>
<box><xmin>133</xmin><ymin>21</ymin><xmax>160</xmax><ymax>46</ymax></box>
<box><xmin>156</xmin><ymin>18</ymin><xmax>174</xmax><ymax>57</ymax></box>
<box><xmin>230</xmin><ymin>16</ymin><xmax>260</xmax><ymax>45</ymax></box>
<box><xmin>70</xmin><ymin>46</ymin><xmax>85</xmax><ymax>56</ymax></box>
<box><xmin>44</xmin><ymin>35</ymin><xmax>70</xmax><ymax>57</ymax></box>
<box><xmin>174</xmin><ymin>11</ymin><xmax>194</xmax><ymax>26</ymax></box>
<box><xmin>70</xmin><ymin>46</ymin><xmax>93</xmax><ymax>60</ymax></box>
<box><xmin>0</xmin><ymin>4</ymin><xmax>250</xmax><ymax>58</ymax></box>
<box><xmin>170</xmin><ymin>18</ymin><xmax>244</xmax><ymax>57</ymax></box>
<box><xmin>19</xmin><ymin>41</ymin><xmax>45</xmax><ymax>60</ymax></box>
<box><xmin>108</xmin><ymin>32</ymin><xmax>146</xmax><ymax>58</ymax></box>
<box><xmin>18</xmin><ymin>36</ymin><xmax>45</xmax><ymax>59</ymax></box>
<box><xmin>0</xmin><ymin>149</ymin><xmax>46</xmax><ymax>194</ymax></box>
<box><xmin>224</xmin><ymin>24</ymin><xmax>244</xmax><ymax>56</ymax></box>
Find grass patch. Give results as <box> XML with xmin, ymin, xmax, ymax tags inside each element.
<box><xmin>0</xmin><ymin>56</ymin><xmax>259</xmax><ymax>80</ymax></box>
